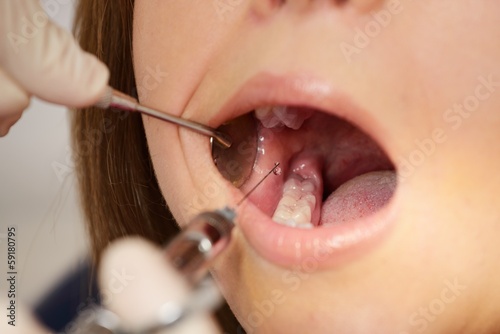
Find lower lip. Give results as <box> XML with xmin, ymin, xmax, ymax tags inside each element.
<box><xmin>236</xmin><ymin>187</ymin><xmax>400</xmax><ymax>269</ymax></box>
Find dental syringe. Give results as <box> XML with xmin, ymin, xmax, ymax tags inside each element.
<box><xmin>165</xmin><ymin>162</ymin><xmax>281</xmax><ymax>285</ymax></box>
<box><xmin>79</xmin><ymin>163</ymin><xmax>280</xmax><ymax>334</ymax></box>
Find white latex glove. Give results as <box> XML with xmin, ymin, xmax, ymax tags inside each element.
<box><xmin>0</xmin><ymin>0</ymin><xmax>109</xmax><ymax>136</ymax></box>
<box><xmin>98</xmin><ymin>237</ymin><xmax>222</xmax><ymax>334</ymax></box>
<box><xmin>0</xmin><ymin>237</ymin><xmax>221</xmax><ymax>334</ymax></box>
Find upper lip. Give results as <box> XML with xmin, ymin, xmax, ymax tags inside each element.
<box><xmin>210</xmin><ymin>71</ymin><xmax>390</xmax><ymax>158</ymax></box>
<box><xmin>209</xmin><ymin>71</ymin><xmax>399</xmax><ymax>268</ymax></box>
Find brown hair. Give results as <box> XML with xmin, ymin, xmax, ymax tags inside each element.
<box><xmin>72</xmin><ymin>1</ymin><xmax>240</xmax><ymax>331</ymax></box>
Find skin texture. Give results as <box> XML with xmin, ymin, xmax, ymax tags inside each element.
<box><xmin>133</xmin><ymin>0</ymin><xmax>500</xmax><ymax>333</ymax></box>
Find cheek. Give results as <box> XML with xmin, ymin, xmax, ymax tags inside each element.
<box><xmin>133</xmin><ymin>0</ymin><xmax>246</xmax><ymax>225</ymax></box>
<box><xmin>133</xmin><ymin>0</ymin><xmax>246</xmax><ymax>117</ymax></box>
<box><xmin>339</xmin><ymin>0</ymin><xmax>500</xmax><ymax>155</ymax></box>
<box><xmin>142</xmin><ymin>117</ymin><xmax>190</xmax><ymax>222</ymax></box>
<box><xmin>142</xmin><ymin>114</ymin><xmax>234</xmax><ymax>227</ymax></box>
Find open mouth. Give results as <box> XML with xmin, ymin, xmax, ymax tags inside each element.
<box><xmin>251</xmin><ymin>105</ymin><xmax>396</xmax><ymax>228</ymax></box>
<box><xmin>210</xmin><ymin>73</ymin><xmax>399</xmax><ymax>268</ymax></box>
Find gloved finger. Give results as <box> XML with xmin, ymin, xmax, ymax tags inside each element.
<box><xmin>0</xmin><ymin>297</ymin><xmax>52</xmax><ymax>333</ymax></box>
<box><xmin>0</xmin><ymin>68</ymin><xmax>29</xmax><ymax>136</ymax></box>
<box><xmin>99</xmin><ymin>237</ymin><xmax>221</xmax><ymax>334</ymax></box>
<box><xmin>0</xmin><ymin>0</ymin><xmax>109</xmax><ymax>108</ymax></box>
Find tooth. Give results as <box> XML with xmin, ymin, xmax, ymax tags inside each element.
<box><xmin>255</xmin><ymin>106</ymin><xmax>283</xmax><ymax>129</ymax></box>
<box><xmin>284</xmin><ymin>178</ymin><xmax>301</xmax><ymax>191</ymax></box>
<box><xmin>273</xmin><ymin>209</ymin><xmax>292</xmax><ymax>222</ymax></box>
<box><xmin>301</xmin><ymin>180</ymin><xmax>315</xmax><ymax>192</ymax></box>
<box><xmin>272</xmin><ymin>177</ymin><xmax>317</xmax><ymax>228</ymax></box>
<box><xmin>292</xmin><ymin>205</ymin><xmax>311</xmax><ymax>223</ymax></box>
<box><xmin>302</xmin><ymin>194</ymin><xmax>316</xmax><ymax>207</ymax></box>
<box><xmin>281</xmin><ymin>219</ymin><xmax>314</xmax><ymax>229</ymax></box>
<box><xmin>273</xmin><ymin>206</ymin><xmax>295</xmax><ymax>225</ymax></box>
<box><xmin>255</xmin><ymin>106</ymin><xmax>271</xmax><ymax>119</ymax></box>
<box><xmin>280</xmin><ymin>195</ymin><xmax>300</xmax><ymax>207</ymax></box>
<box><xmin>255</xmin><ymin>105</ymin><xmax>313</xmax><ymax>130</ymax></box>
<box><xmin>275</xmin><ymin>106</ymin><xmax>313</xmax><ymax>130</ymax></box>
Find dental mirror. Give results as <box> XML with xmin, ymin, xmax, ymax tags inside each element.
<box><xmin>211</xmin><ymin>114</ymin><xmax>258</xmax><ymax>188</ymax></box>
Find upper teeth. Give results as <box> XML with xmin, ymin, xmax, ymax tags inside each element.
<box><xmin>255</xmin><ymin>106</ymin><xmax>313</xmax><ymax>130</ymax></box>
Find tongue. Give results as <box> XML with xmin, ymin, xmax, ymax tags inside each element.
<box><xmin>320</xmin><ymin>171</ymin><xmax>396</xmax><ymax>226</ymax></box>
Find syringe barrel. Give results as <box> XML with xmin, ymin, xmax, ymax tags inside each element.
<box><xmin>164</xmin><ymin>208</ymin><xmax>235</xmax><ymax>285</ymax></box>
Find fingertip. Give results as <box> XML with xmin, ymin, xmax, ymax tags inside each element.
<box><xmin>98</xmin><ymin>237</ymin><xmax>191</xmax><ymax>329</ymax></box>
<box><xmin>1</xmin><ymin>12</ymin><xmax>109</xmax><ymax>109</ymax></box>
<box><xmin>0</xmin><ymin>113</ymin><xmax>23</xmax><ymax>137</ymax></box>
<box><xmin>49</xmin><ymin>42</ymin><xmax>110</xmax><ymax>108</ymax></box>
<box><xmin>69</xmin><ymin>52</ymin><xmax>110</xmax><ymax>107</ymax></box>
<box><xmin>0</xmin><ymin>70</ymin><xmax>30</xmax><ymax>136</ymax></box>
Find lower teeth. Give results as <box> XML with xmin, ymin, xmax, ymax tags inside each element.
<box><xmin>272</xmin><ymin>176</ymin><xmax>316</xmax><ymax>229</ymax></box>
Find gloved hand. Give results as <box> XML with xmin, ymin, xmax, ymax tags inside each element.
<box><xmin>97</xmin><ymin>238</ymin><xmax>222</xmax><ymax>334</ymax></box>
<box><xmin>0</xmin><ymin>237</ymin><xmax>221</xmax><ymax>334</ymax></box>
<box><xmin>0</xmin><ymin>0</ymin><xmax>109</xmax><ymax>136</ymax></box>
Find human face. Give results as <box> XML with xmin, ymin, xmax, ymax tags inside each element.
<box><xmin>133</xmin><ymin>0</ymin><xmax>500</xmax><ymax>332</ymax></box>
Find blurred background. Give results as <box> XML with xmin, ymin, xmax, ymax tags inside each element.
<box><xmin>0</xmin><ymin>0</ymin><xmax>88</xmax><ymax>307</ymax></box>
